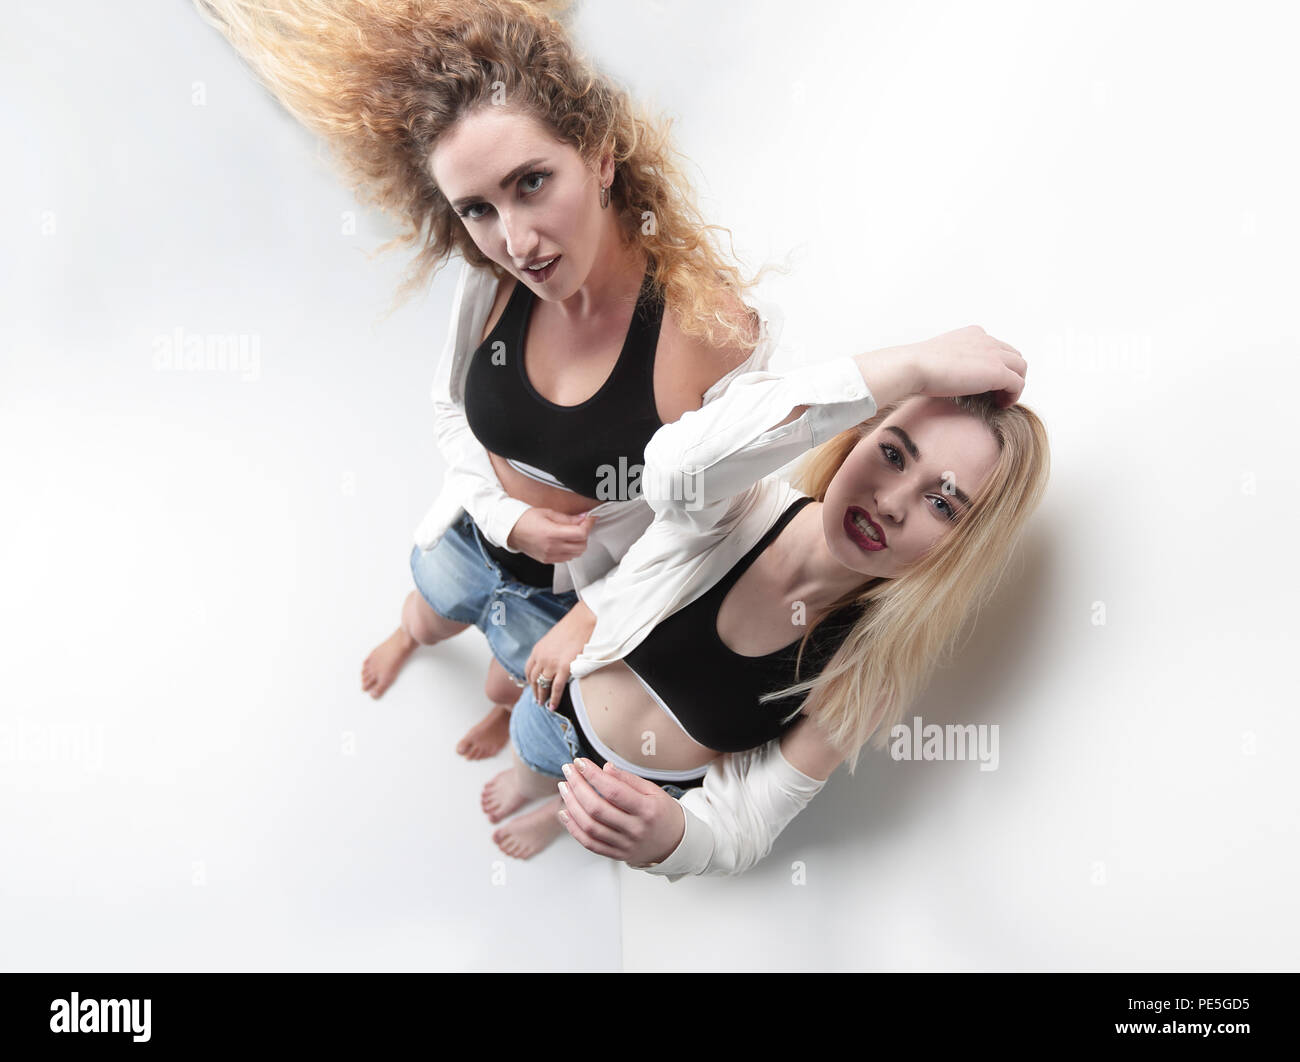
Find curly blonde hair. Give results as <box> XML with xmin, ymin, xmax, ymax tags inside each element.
<box><xmin>194</xmin><ymin>0</ymin><xmax>765</xmax><ymax>347</ymax></box>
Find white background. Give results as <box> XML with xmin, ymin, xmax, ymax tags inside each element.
<box><xmin>2</xmin><ymin>0</ymin><xmax>1296</xmax><ymax>972</ymax></box>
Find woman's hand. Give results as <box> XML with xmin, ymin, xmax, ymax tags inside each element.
<box><xmin>524</xmin><ymin>600</ymin><xmax>597</xmax><ymax>708</ymax></box>
<box><xmin>855</xmin><ymin>325</ymin><xmax>1027</xmax><ymax>409</ymax></box>
<box><xmin>556</xmin><ymin>758</ymin><xmax>687</xmax><ymax>866</ymax></box>
<box><xmin>507</xmin><ymin>508</ymin><xmax>597</xmax><ymax>564</ymax></box>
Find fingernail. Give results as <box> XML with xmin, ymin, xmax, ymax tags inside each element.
<box><xmin>558</xmin><ymin>781</ymin><xmax>569</xmax><ymax>797</ymax></box>
<box><xmin>574</xmin><ymin>758</ymin><xmax>589</xmax><ymax>772</ymax></box>
<box><xmin>561</xmin><ymin>763</ymin><xmax>573</xmax><ymax>778</ymax></box>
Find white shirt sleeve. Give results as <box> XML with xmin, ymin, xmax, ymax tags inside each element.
<box><xmin>641</xmin><ymin>356</ymin><xmax>878</xmax><ymax>516</ymax></box>
<box><xmin>429</xmin><ymin>260</ymin><xmax>531</xmax><ymax>551</ymax></box>
<box><xmin>628</xmin><ymin>738</ymin><xmax>830</xmax><ymax>881</ymax></box>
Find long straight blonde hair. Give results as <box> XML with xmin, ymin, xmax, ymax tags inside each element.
<box><xmin>765</xmin><ymin>393</ymin><xmax>1051</xmax><ymax>773</ymax></box>
<box><xmin>193</xmin><ymin>0</ymin><xmax>765</xmax><ymax>346</ymax></box>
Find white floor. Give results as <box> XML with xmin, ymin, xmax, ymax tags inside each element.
<box><xmin>0</xmin><ymin>2</ymin><xmax>620</xmax><ymax>972</ymax></box>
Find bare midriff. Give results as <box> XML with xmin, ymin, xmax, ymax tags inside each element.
<box><xmin>565</xmin><ymin>507</ymin><xmax>825</xmax><ymax>775</ymax></box>
<box><xmin>573</xmin><ymin>661</ymin><xmax>719</xmax><ymax>772</ymax></box>
<box><xmin>487</xmin><ymin>451</ymin><xmax>600</xmax><ymax>516</ymax></box>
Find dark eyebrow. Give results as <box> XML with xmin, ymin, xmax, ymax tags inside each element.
<box><xmin>449</xmin><ymin>157</ymin><xmax>548</xmax><ymax>210</ymax></box>
<box><xmin>884</xmin><ymin>425</ymin><xmax>972</xmax><ymax>508</ymax></box>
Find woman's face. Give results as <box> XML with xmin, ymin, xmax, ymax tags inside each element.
<box><xmin>429</xmin><ymin>106</ymin><xmax>612</xmax><ymax>299</ymax></box>
<box><xmin>822</xmin><ymin>397</ymin><xmax>1001</xmax><ymax>578</ymax></box>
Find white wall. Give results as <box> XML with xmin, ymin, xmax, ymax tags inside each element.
<box><xmin>3</xmin><ymin>0</ymin><xmax>1295</xmax><ymax>972</ymax></box>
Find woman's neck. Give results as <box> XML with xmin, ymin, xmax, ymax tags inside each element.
<box><xmin>772</xmin><ymin>501</ymin><xmax>875</xmax><ymax>613</ymax></box>
<box><xmin>554</xmin><ymin>232</ymin><xmax>646</xmax><ymax>325</ymax></box>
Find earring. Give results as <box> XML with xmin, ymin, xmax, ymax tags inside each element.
<box><xmin>599</xmin><ymin>183</ymin><xmax>610</xmax><ymax>209</ymax></box>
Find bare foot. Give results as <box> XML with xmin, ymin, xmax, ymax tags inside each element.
<box><xmin>493</xmin><ymin>797</ymin><xmax>565</xmax><ymax>860</ymax></box>
<box><xmin>456</xmin><ymin>704</ymin><xmax>511</xmax><ymax>760</ymax></box>
<box><xmin>481</xmin><ymin>766</ymin><xmax>540</xmax><ymax>824</ymax></box>
<box><xmin>361</xmin><ymin>627</ymin><xmax>417</xmax><ymax>699</ymax></box>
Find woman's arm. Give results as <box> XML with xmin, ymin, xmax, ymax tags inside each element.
<box><xmin>556</xmin><ymin>712</ymin><xmax>848</xmax><ymax>880</ymax></box>
<box><xmin>427</xmin><ymin>261</ymin><xmax>532</xmax><ymax>550</ymax></box>
<box><xmin>640</xmin><ymin>355</ymin><xmax>887</xmax><ymax>515</ymax></box>
<box><xmin>642</xmin><ymin>326</ymin><xmax>1027</xmax><ymax>516</ymax></box>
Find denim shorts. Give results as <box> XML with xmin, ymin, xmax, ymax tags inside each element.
<box><xmin>508</xmin><ymin>682</ymin><xmax>688</xmax><ymax>800</ymax></box>
<box><xmin>409</xmin><ymin>512</ymin><xmax>579</xmax><ymax>684</ymax></box>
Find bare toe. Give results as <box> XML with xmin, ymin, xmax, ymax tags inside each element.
<box><xmin>456</xmin><ymin>705</ymin><xmax>511</xmax><ymax>761</ymax></box>
<box><xmin>492</xmin><ymin>800</ymin><xmax>564</xmax><ymax>860</ymax></box>
<box><xmin>481</xmin><ymin>767</ymin><xmax>529</xmax><ymax>824</ymax></box>
<box><xmin>359</xmin><ymin>628</ymin><xmax>417</xmax><ymax>700</ymax></box>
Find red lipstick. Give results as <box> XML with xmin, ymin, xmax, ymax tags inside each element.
<box><xmin>843</xmin><ymin>506</ymin><xmax>886</xmax><ymax>551</ymax></box>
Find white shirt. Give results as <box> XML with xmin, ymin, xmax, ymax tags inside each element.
<box><xmin>410</xmin><ymin>258</ymin><xmax>785</xmax><ymax>595</ymax></box>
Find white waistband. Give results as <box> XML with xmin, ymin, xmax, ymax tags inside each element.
<box><xmin>569</xmin><ymin>679</ymin><xmax>709</xmax><ymax>783</ymax></box>
<box><xmin>506</xmin><ymin>457</ymin><xmax>568</xmax><ymax>490</ymax></box>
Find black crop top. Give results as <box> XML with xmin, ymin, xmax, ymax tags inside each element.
<box><xmin>618</xmin><ymin>495</ymin><xmax>861</xmax><ymax>754</ymax></box>
<box><xmin>463</xmin><ymin>266</ymin><xmax>665</xmax><ymax>501</ymax></box>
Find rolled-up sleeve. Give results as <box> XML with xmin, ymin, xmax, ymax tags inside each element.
<box><xmin>641</xmin><ymin>356</ymin><xmax>878</xmax><ymax>515</ymax></box>
<box><xmin>630</xmin><ymin>739</ymin><xmax>830</xmax><ymax>881</ymax></box>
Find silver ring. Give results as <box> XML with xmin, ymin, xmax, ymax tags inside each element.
<box><xmin>537</xmin><ymin>676</ymin><xmax>553</xmax><ymax>689</ymax></box>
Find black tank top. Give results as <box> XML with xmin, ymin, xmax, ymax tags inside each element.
<box><xmin>618</xmin><ymin>496</ymin><xmax>861</xmax><ymax>753</ymax></box>
<box><xmin>463</xmin><ymin>267</ymin><xmax>665</xmax><ymax>502</ymax></box>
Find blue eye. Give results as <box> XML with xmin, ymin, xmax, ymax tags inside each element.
<box><xmin>457</xmin><ymin>170</ymin><xmax>551</xmax><ymax>221</ymax></box>
<box><xmin>882</xmin><ymin>442</ymin><xmax>959</xmax><ymax>521</ymax></box>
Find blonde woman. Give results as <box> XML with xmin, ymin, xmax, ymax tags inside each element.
<box><xmin>487</xmin><ymin>329</ymin><xmax>1049</xmax><ymax>869</ymax></box>
<box><xmin>195</xmin><ymin>0</ymin><xmax>781</xmax><ymax>757</ymax></box>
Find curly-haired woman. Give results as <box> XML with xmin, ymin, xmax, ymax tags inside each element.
<box><xmin>196</xmin><ymin>0</ymin><xmax>785</xmax><ymax>756</ymax></box>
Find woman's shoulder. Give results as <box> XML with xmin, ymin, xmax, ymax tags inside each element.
<box><xmin>666</xmin><ymin>285</ymin><xmax>761</xmax><ymax>356</ymax></box>
<box><xmin>657</xmin><ymin>285</ymin><xmax>765</xmax><ymax>397</ymax></box>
